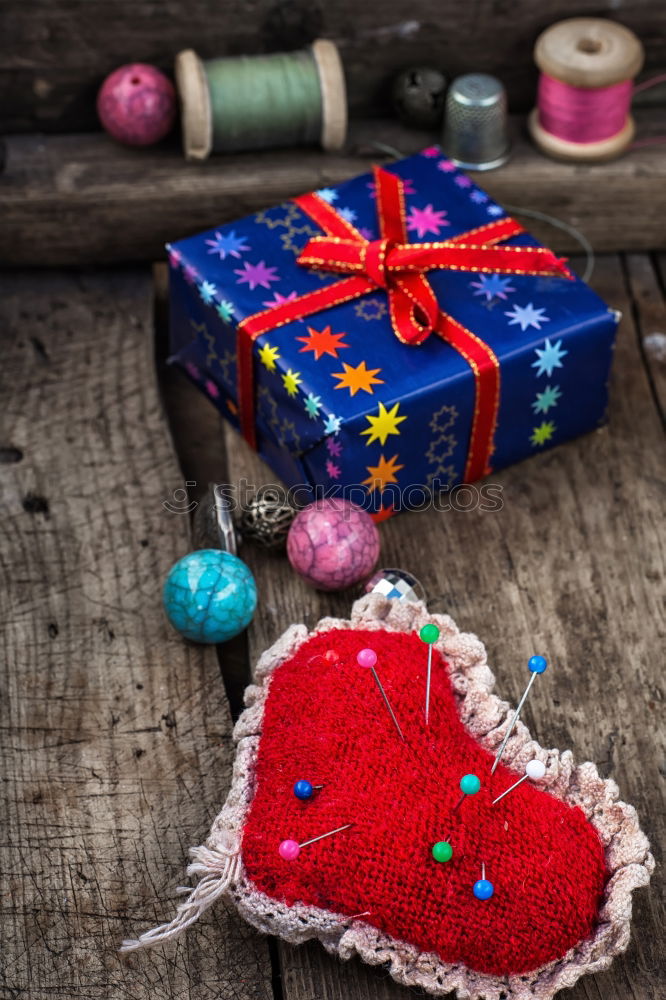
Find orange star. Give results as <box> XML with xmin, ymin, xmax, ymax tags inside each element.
<box><xmin>332</xmin><ymin>361</ymin><xmax>384</xmax><ymax>396</ymax></box>
<box><xmin>296</xmin><ymin>325</ymin><xmax>350</xmax><ymax>360</ymax></box>
<box><xmin>362</xmin><ymin>454</ymin><xmax>404</xmax><ymax>493</ymax></box>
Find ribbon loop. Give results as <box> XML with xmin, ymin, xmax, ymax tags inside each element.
<box><xmin>238</xmin><ymin>163</ymin><xmax>572</xmax><ymax>483</ymax></box>
<box><xmin>364</xmin><ymin>238</ymin><xmax>393</xmax><ymax>289</ymax></box>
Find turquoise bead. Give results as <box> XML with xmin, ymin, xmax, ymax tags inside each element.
<box><xmin>163</xmin><ymin>549</ymin><xmax>257</xmax><ymax>643</ymax></box>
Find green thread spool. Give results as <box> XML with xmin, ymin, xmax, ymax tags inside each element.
<box><xmin>175</xmin><ymin>41</ymin><xmax>346</xmax><ymax>160</ymax></box>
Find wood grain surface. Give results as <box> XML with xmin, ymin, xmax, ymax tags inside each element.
<box><xmin>2</xmin><ymin>113</ymin><xmax>666</xmax><ymax>267</ymax></box>
<box><xmin>0</xmin><ymin>255</ymin><xmax>663</xmax><ymax>998</ymax></box>
<box><xmin>219</xmin><ymin>254</ymin><xmax>665</xmax><ymax>1000</ymax></box>
<box><xmin>1</xmin><ymin>0</ymin><xmax>664</xmax><ymax>133</ymax></box>
<box><xmin>0</xmin><ymin>270</ymin><xmax>272</xmax><ymax>999</ymax></box>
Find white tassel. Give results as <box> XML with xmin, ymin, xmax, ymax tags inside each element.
<box><xmin>120</xmin><ymin>837</ymin><xmax>241</xmax><ymax>952</ymax></box>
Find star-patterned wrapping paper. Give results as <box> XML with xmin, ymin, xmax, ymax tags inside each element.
<box><xmin>168</xmin><ymin>148</ymin><xmax>618</xmax><ymax>514</ymax></box>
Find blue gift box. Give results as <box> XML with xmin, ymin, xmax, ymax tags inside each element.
<box><xmin>167</xmin><ymin>148</ymin><xmax>618</xmax><ymax>514</ymax></box>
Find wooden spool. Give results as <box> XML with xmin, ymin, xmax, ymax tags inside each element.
<box><xmin>175</xmin><ymin>40</ymin><xmax>347</xmax><ymax>162</ymax></box>
<box><xmin>528</xmin><ymin>18</ymin><xmax>644</xmax><ymax>163</ymax></box>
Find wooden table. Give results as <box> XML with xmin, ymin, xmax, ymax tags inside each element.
<box><xmin>1</xmin><ymin>252</ymin><xmax>664</xmax><ymax>999</ymax></box>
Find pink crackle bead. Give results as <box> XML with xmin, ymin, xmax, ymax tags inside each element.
<box><xmin>286</xmin><ymin>498</ymin><xmax>380</xmax><ymax>591</ymax></box>
<box><xmin>97</xmin><ymin>63</ymin><xmax>176</xmax><ymax>146</ymax></box>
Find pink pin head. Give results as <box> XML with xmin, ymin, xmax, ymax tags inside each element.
<box><xmin>357</xmin><ymin>648</ymin><xmax>377</xmax><ymax>669</ymax></box>
<box><xmin>278</xmin><ymin>839</ymin><xmax>301</xmax><ymax>861</ymax></box>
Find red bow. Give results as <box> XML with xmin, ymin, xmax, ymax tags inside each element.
<box><xmin>237</xmin><ymin>165</ymin><xmax>569</xmax><ymax>481</ymax></box>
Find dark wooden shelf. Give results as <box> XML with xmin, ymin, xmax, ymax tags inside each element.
<box><xmin>1</xmin><ymin>112</ymin><xmax>664</xmax><ymax>267</ymax></box>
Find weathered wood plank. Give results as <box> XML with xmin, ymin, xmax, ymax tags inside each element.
<box><xmin>1</xmin><ymin>0</ymin><xmax>664</xmax><ymax>132</ymax></box>
<box><xmin>1</xmin><ymin>112</ymin><xmax>665</xmax><ymax>268</ymax></box>
<box><xmin>0</xmin><ymin>270</ymin><xmax>272</xmax><ymax>999</ymax></box>
<box><xmin>213</xmin><ymin>254</ymin><xmax>664</xmax><ymax>998</ymax></box>
<box><xmin>625</xmin><ymin>253</ymin><xmax>666</xmax><ymax>422</ymax></box>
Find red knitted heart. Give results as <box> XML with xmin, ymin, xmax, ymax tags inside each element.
<box><xmin>242</xmin><ymin>627</ymin><xmax>606</xmax><ymax>977</ymax></box>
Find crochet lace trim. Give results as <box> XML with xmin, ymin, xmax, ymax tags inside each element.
<box><xmin>122</xmin><ymin>594</ymin><xmax>653</xmax><ymax>1000</ymax></box>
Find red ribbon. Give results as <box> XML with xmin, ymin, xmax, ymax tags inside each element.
<box><xmin>237</xmin><ymin>165</ymin><xmax>569</xmax><ymax>481</ymax></box>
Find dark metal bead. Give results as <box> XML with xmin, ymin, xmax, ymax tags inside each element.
<box><xmin>238</xmin><ymin>486</ymin><xmax>295</xmax><ymax>550</ymax></box>
<box><xmin>392</xmin><ymin>67</ymin><xmax>447</xmax><ymax>129</ymax></box>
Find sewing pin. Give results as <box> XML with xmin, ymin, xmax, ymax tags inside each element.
<box><xmin>492</xmin><ymin>759</ymin><xmax>546</xmax><ymax>805</ymax></box>
<box><xmin>356</xmin><ymin>648</ymin><xmax>405</xmax><ymax>741</ymax></box>
<box><xmin>473</xmin><ymin>863</ymin><xmax>494</xmax><ymax>900</ymax></box>
<box><xmin>431</xmin><ymin>840</ymin><xmax>453</xmax><ymax>863</ymax></box>
<box><xmin>419</xmin><ymin>623</ymin><xmax>440</xmax><ymax>725</ymax></box>
<box><xmin>293</xmin><ymin>779</ymin><xmax>324</xmax><ymax>800</ymax></box>
<box><xmin>452</xmin><ymin>772</ymin><xmax>481</xmax><ymax>811</ymax></box>
<box><xmin>279</xmin><ymin>824</ymin><xmax>353</xmax><ymax>860</ymax></box>
<box><xmin>491</xmin><ymin>655</ymin><xmax>548</xmax><ymax>775</ymax></box>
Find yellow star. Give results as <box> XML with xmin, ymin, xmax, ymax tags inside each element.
<box><xmin>530</xmin><ymin>420</ymin><xmax>556</xmax><ymax>447</ymax></box>
<box><xmin>258</xmin><ymin>342</ymin><xmax>280</xmax><ymax>372</ymax></box>
<box><xmin>332</xmin><ymin>361</ymin><xmax>384</xmax><ymax>396</ymax></box>
<box><xmin>362</xmin><ymin>453</ymin><xmax>404</xmax><ymax>493</ymax></box>
<box><xmin>361</xmin><ymin>401</ymin><xmax>407</xmax><ymax>446</ymax></box>
<box><xmin>282</xmin><ymin>368</ymin><xmax>302</xmax><ymax>397</ymax></box>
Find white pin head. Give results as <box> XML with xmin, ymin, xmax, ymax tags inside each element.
<box><xmin>525</xmin><ymin>759</ymin><xmax>546</xmax><ymax>780</ymax></box>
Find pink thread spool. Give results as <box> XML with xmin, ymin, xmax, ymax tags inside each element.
<box><xmin>528</xmin><ymin>18</ymin><xmax>644</xmax><ymax>162</ymax></box>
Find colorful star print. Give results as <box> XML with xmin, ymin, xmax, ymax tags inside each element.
<box><xmin>422</xmin><ymin>147</ymin><xmax>440</xmax><ymax>158</ymax></box>
<box><xmin>532</xmin><ymin>337</ymin><xmax>567</xmax><ymax>377</ymax></box>
<box><xmin>263</xmin><ymin>290</ymin><xmax>298</xmax><ymax>309</ymax></box>
<box><xmin>406</xmin><ymin>203</ymin><xmax>450</xmax><ymax>238</ymax></box>
<box><xmin>297</xmin><ymin>325</ymin><xmax>350</xmax><ymax>360</ymax></box>
<box><xmin>358</xmin><ymin>227</ymin><xmax>374</xmax><ymax>240</ymax></box>
<box><xmin>204</xmin><ymin>379</ymin><xmax>219</xmax><ymax>398</ymax></box>
<box><xmin>355</xmin><ymin>297</ymin><xmax>387</xmax><ymax>321</ymax></box>
<box><xmin>471</xmin><ymin>274</ymin><xmax>516</xmax><ymax>302</ymax></box>
<box><xmin>454</xmin><ymin>175</ymin><xmax>472</xmax><ymax>188</ymax></box>
<box><xmin>205</xmin><ymin>230</ymin><xmax>250</xmax><ymax>259</ymax></box>
<box><xmin>258</xmin><ymin>343</ymin><xmax>280</xmax><ymax>372</ymax></box>
<box><xmin>338</xmin><ymin>207</ymin><xmax>357</xmax><ymax>223</ymax></box>
<box><xmin>324</xmin><ymin>414</ymin><xmax>342</xmax><ymax>435</ymax></box>
<box><xmin>506</xmin><ymin>302</ymin><xmax>550</xmax><ymax>332</ymax></box>
<box><xmin>470</xmin><ymin>190</ymin><xmax>489</xmax><ymax>204</ymax></box>
<box><xmin>326</xmin><ymin>459</ymin><xmax>341</xmax><ymax>479</ymax></box>
<box><xmin>361</xmin><ymin>401</ymin><xmax>407</xmax><ymax>446</ymax></box>
<box><xmin>281</xmin><ymin>369</ymin><xmax>302</xmax><ymax>397</ymax></box>
<box><xmin>532</xmin><ymin>384</ymin><xmax>562</xmax><ymax>414</ymax></box>
<box><xmin>216</xmin><ymin>300</ymin><xmax>234</xmax><ymax>322</ymax></box>
<box><xmin>316</xmin><ymin>188</ymin><xmax>338</xmax><ymax>203</ymax></box>
<box><xmin>487</xmin><ymin>204</ymin><xmax>504</xmax><ymax>217</ymax></box>
<box><xmin>183</xmin><ymin>265</ymin><xmax>198</xmax><ymax>285</ymax></box>
<box><xmin>430</xmin><ymin>404</ymin><xmax>458</xmax><ymax>436</ymax></box>
<box><xmin>362</xmin><ymin>453</ymin><xmax>404</xmax><ymax>493</ymax></box>
<box><xmin>326</xmin><ymin>437</ymin><xmax>342</xmax><ymax>457</ymax></box>
<box><xmin>234</xmin><ymin>260</ymin><xmax>280</xmax><ymax>290</ymax></box>
<box><xmin>304</xmin><ymin>393</ymin><xmax>322</xmax><ymax>419</ymax></box>
<box><xmin>167</xmin><ymin>246</ymin><xmax>181</xmax><ymax>268</ymax></box>
<box><xmin>332</xmin><ymin>361</ymin><xmax>384</xmax><ymax>396</ymax></box>
<box><xmin>198</xmin><ymin>280</ymin><xmax>217</xmax><ymax>305</ymax></box>
<box><xmin>530</xmin><ymin>421</ymin><xmax>556</xmax><ymax>446</ymax></box>
<box><xmin>437</xmin><ymin>158</ymin><xmax>457</xmax><ymax>172</ymax></box>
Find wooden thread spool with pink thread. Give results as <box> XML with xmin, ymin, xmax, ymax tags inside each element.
<box><xmin>528</xmin><ymin>18</ymin><xmax>644</xmax><ymax>162</ymax></box>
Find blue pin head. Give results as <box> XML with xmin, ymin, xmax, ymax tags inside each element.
<box><xmin>473</xmin><ymin>878</ymin><xmax>494</xmax><ymax>900</ymax></box>
<box><xmin>528</xmin><ymin>655</ymin><xmax>548</xmax><ymax>674</ymax></box>
<box><xmin>294</xmin><ymin>779</ymin><xmax>314</xmax><ymax>800</ymax></box>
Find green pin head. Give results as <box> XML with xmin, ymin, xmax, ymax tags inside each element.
<box><xmin>432</xmin><ymin>840</ymin><xmax>453</xmax><ymax>863</ymax></box>
<box><xmin>419</xmin><ymin>624</ymin><xmax>439</xmax><ymax>644</ymax></box>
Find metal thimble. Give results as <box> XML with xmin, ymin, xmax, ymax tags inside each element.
<box><xmin>442</xmin><ymin>73</ymin><xmax>510</xmax><ymax>170</ymax></box>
